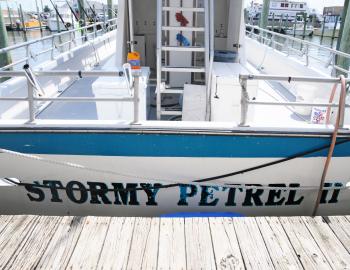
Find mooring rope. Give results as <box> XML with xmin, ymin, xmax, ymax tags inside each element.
<box><xmin>312</xmin><ymin>75</ymin><xmax>347</xmax><ymax>216</ymax></box>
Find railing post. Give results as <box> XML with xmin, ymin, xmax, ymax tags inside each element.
<box><xmin>26</xmin><ymin>77</ymin><xmax>35</xmax><ymax>123</ymax></box>
<box><xmin>69</xmin><ymin>32</ymin><xmax>72</xmax><ymax>50</ymax></box>
<box><xmin>306</xmin><ymin>44</ymin><xmax>309</xmax><ymax>66</ymax></box>
<box><xmin>239</xmin><ymin>76</ymin><xmax>249</xmax><ymax>127</ymax></box>
<box><xmin>332</xmin><ymin>53</ymin><xmax>337</xmax><ymax>76</ymax></box>
<box><xmin>25</xmin><ymin>45</ymin><xmax>29</xmax><ymax>64</ymax></box>
<box><xmin>50</xmin><ymin>36</ymin><xmax>55</xmax><ymax>60</ymax></box>
<box><xmin>132</xmin><ymin>73</ymin><xmax>140</xmax><ymax>124</ymax></box>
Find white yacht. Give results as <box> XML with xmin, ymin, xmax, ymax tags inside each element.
<box><xmin>0</xmin><ymin>0</ymin><xmax>349</xmax><ymax>218</ymax></box>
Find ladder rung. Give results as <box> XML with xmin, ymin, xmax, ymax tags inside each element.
<box><xmin>162</xmin><ymin>88</ymin><xmax>184</xmax><ymax>94</ymax></box>
<box><xmin>161</xmin><ymin>110</ymin><xmax>183</xmax><ymax>116</ymax></box>
<box><xmin>162</xmin><ymin>26</ymin><xmax>205</xmax><ymax>32</ymax></box>
<box><xmin>162</xmin><ymin>46</ymin><xmax>205</xmax><ymax>52</ymax></box>
<box><xmin>162</xmin><ymin>7</ymin><xmax>205</xmax><ymax>12</ymax></box>
<box><xmin>161</xmin><ymin>66</ymin><xmax>206</xmax><ymax>73</ymax></box>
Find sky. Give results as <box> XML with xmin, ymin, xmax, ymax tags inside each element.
<box><xmin>1</xmin><ymin>0</ymin><xmax>347</xmax><ymax>13</ymax></box>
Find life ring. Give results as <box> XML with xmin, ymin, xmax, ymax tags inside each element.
<box><xmin>65</xmin><ymin>22</ymin><xmax>72</xmax><ymax>28</ymax></box>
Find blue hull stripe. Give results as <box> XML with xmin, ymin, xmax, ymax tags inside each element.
<box><xmin>0</xmin><ymin>132</ymin><xmax>349</xmax><ymax>158</ymax></box>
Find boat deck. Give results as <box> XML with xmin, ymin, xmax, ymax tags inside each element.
<box><xmin>0</xmin><ymin>215</ymin><xmax>349</xmax><ymax>269</ymax></box>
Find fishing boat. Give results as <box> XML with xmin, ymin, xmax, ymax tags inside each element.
<box><xmin>47</xmin><ymin>3</ymin><xmax>75</xmax><ymax>31</ymax></box>
<box><xmin>24</xmin><ymin>18</ymin><xmax>46</xmax><ymax>30</ymax></box>
<box><xmin>0</xmin><ymin>0</ymin><xmax>349</xmax><ymax>218</ymax></box>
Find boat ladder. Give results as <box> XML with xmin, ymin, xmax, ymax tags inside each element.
<box><xmin>156</xmin><ymin>0</ymin><xmax>210</xmax><ymax>120</ymax></box>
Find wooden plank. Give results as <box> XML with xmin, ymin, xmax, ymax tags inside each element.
<box><xmin>0</xmin><ymin>216</ymin><xmax>13</xmax><ymax>234</ymax></box>
<box><xmin>66</xmin><ymin>216</ymin><xmax>111</xmax><ymax>269</ymax></box>
<box><xmin>209</xmin><ymin>217</ymin><xmax>245</xmax><ymax>269</ymax></box>
<box><xmin>302</xmin><ymin>216</ymin><xmax>350</xmax><ymax>269</ymax></box>
<box><xmin>97</xmin><ymin>217</ymin><xmax>136</xmax><ymax>270</ymax></box>
<box><xmin>279</xmin><ymin>217</ymin><xmax>332</xmax><ymax>269</ymax></box>
<box><xmin>233</xmin><ymin>217</ymin><xmax>274</xmax><ymax>270</ymax></box>
<box><xmin>4</xmin><ymin>216</ymin><xmax>62</xmax><ymax>270</ymax></box>
<box><xmin>326</xmin><ymin>216</ymin><xmax>350</xmax><ymax>253</ymax></box>
<box><xmin>36</xmin><ymin>216</ymin><xmax>86</xmax><ymax>269</ymax></box>
<box><xmin>126</xmin><ymin>218</ymin><xmax>160</xmax><ymax>270</ymax></box>
<box><xmin>256</xmin><ymin>217</ymin><xmax>303</xmax><ymax>270</ymax></box>
<box><xmin>158</xmin><ymin>218</ymin><xmax>186</xmax><ymax>270</ymax></box>
<box><xmin>184</xmin><ymin>218</ymin><xmax>216</xmax><ymax>270</ymax></box>
<box><xmin>0</xmin><ymin>215</ymin><xmax>37</xmax><ymax>269</ymax></box>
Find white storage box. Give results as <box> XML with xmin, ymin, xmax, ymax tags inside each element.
<box><xmin>92</xmin><ymin>67</ymin><xmax>150</xmax><ymax>121</ymax></box>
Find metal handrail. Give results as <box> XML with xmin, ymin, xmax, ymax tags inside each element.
<box><xmin>0</xmin><ymin>69</ymin><xmax>141</xmax><ymax>124</ymax></box>
<box><xmin>0</xmin><ymin>18</ymin><xmax>118</xmax><ymax>54</ymax></box>
<box><xmin>239</xmin><ymin>74</ymin><xmax>350</xmax><ymax>127</ymax></box>
<box><xmin>0</xmin><ymin>18</ymin><xmax>118</xmax><ymax>71</ymax></box>
<box><xmin>245</xmin><ymin>24</ymin><xmax>350</xmax><ymax>75</ymax></box>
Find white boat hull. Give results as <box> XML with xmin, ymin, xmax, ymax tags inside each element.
<box><xmin>0</xmin><ymin>130</ymin><xmax>349</xmax><ymax>217</ymax></box>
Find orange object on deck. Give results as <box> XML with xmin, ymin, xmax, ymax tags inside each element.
<box><xmin>127</xmin><ymin>52</ymin><xmax>141</xmax><ymax>70</ymax></box>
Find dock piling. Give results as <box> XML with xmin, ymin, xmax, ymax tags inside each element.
<box><xmin>331</xmin><ymin>15</ymin><xmax>340</xmax><ymax>46</ymax></box>
<box><xmin>336</xmin><ymin>0</ymin><xmax>350</xmax><ymax>76</ymax></box>
<box><xmin>108</xmin><ymin>0</ymin><xmax>113</xmax><ymax>20</ymax></box>
<box><xmin>302</xmin><ymin>13</ymin><xmax>307</xmax><ymax>40</ymax></box>
<box><xmin>259</xmin><ymin>0</ymin><xmax>270</xmax><ymax>30</ymax></box>
<box><xmin>0</xmin><ymin>3</ymin><xmax>12</xmax><ymax>72</ymax></box>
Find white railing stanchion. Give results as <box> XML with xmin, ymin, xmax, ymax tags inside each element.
<box><xmin>51</xmin><ymin>36</ymin><xmax>55</xmax><ymax>60</ymax></box>
<box><xmin>26</xmin><ymin>77</ymin><xmax>35</xmax><ymax>123</ymax></box>
<box><xmin>132</xmin><ymin>74</ymin><xmax>140</xmax><ymax>124</ymax></box>
<box><xmin>239</xmin><ymin>77</ymin><xmax>249</xmax><ymax>127</ymax></box>
<box><xmin>25</xmin><ymin>45</ymin><xmax>29</xmax><ymax>64</ymax></box>
<box><xmin>306</xmin><ymin>44</ymin><xmax>309</xmax><ymax>66</ymax></box>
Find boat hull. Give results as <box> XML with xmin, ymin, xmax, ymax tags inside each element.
<box><xmin>0</xmin><ymin>130</ymin><xmax>349</xmax><ymax>217</ymax></box>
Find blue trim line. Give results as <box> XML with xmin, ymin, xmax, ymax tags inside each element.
<box><xmin>0</xmin><ymin>132</ymin><xmax>349</xmax><ymax>158</ymax></box>
<box><xmin>161</xmin><ymin>212</ymin><xmax>245</xmax><ymax>218</ymax></box>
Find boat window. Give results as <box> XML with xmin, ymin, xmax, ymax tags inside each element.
<box><xmin>300</xmin><ymin>4</ymin><xmax>304</xmax><ymax>8</ymax></box>
<box><xmin>281</xmin><ymin>3</ymin><xmax>285</xmax><ymax>7</ymax></box>
<box><xmin>285</xmin><ymin>4</ymin><xmax>289</xmax><ymax>8</ymax></box>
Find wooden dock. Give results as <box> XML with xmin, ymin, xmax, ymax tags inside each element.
<box><xmin>0</xmin><ymin>215</ymin><xmax>349</xmax><ymax>269</ymax></box>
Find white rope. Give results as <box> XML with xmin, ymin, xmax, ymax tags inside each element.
<box><xmin>0</xmin><ymin>147</ymin><xmax>349</xmax><ymax>191</ymax></box>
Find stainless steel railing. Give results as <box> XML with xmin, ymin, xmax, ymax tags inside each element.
<box><xmin>0</xmin><ymin>68</ymin><xmax>141</xmax><ymax>124</ymax></box>
<box><xmin>245</xmin><ymin>24</ymin><xmax>350</xmax><ymax>76</ymax></box>
<box><xmin>239</xmin><ymin>74</ymin><xmax>350</xmax><ymax>127</ymax></box>
<box><xmin>0</xmin><ymin>18</ymin><xmax>118</xmax><ymax>71</ymax></box>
